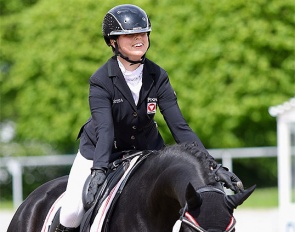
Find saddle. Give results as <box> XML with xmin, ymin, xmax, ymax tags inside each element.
<box><xmin>80</xmin><ymin>150</ymin><xmax>152</xmax><ymax>232</ymax></box>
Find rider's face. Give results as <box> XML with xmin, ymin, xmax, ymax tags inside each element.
<box><xmin>113</xmin><ymin>33</ymin><xmax>149</xmax><ymax>61</ymax></box>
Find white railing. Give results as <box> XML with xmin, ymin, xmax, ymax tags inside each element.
<box><xmin>0</xmin><ymin>146</ymin><xmax>277</xmax><ymax>209</ymax></box>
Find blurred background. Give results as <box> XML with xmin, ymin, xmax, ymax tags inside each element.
<box><xmin>0</xmin><ymin>0</ymin><xmax>294</xmax><ymax>231</ymax></box>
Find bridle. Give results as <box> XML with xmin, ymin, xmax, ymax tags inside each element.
<box><xmin>172</xmin><ymin>187</ymin><xmax>236</xmax><ymax>232</ymax></box>
<box><xmin>173</xmin><ymin>204</ymin><xmax>236</xmax><ymax>232</ymax></box>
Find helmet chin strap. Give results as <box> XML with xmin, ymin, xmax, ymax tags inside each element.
<box><xmin>114</xmin><ymin>41</ymin><xmax>146</xmax><ymax>65</ymax></box>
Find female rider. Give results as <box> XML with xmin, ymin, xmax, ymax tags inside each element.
<box><xmin>50</xmin><ymin>4</ymin><xmax>241</xmax><ymax>231</ymax></box>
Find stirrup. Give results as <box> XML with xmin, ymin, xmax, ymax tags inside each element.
<box><xmin>52</xmin><ymin>224</ymin><xmax>79</xmax><ymax>232</ymax></box>
<box><xmin>48</xmin><ymin>208</ymin><xmax>79</xmax><ymax>232</ymax></box>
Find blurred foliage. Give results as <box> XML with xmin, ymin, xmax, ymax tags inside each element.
<box><xmin>234</xmin><ymin>157</ymin><xmax>278</xmax><ymax>187</ymax></box>
<box><xmin>151</xmin><ymin>0</ymin><xmax>295</xmax><ymax>148</ymax></box>
<box><xmin>0</xmin><ymin>141</ymin><xmax>56</xmax><ymax>157</ymax></box>
<box><xmin>0</xmin><ymin>166</ymin><xmax>70</xmax><ymax>201</ymax></box>
<box><xmin>0</xmin><ymin>0</ymin><xmax>39</xmax><ymax>16</ymax></box>
<box><xmin>0</xmin><ymin>0</ymin><xmax>294</xmax><ymax>189</ymax></box>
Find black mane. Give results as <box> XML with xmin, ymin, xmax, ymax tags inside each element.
<box><xmin>156</xmin><ymin>142</ymin><xmax>217</xmax><ymax>186</ymax></box>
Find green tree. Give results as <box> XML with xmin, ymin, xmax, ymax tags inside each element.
<box><xmin>0</xmin><ymin>0</ymin><xmax>39</xmax><ymax>15</ymax></box>
<box><xmin>1</xmin><ymin>0</ymin><xmax>294</xmax><ymax>155</ymax></box>
<box><xmin>150</xmin><ymin>0</ymin><xmax>295</xmax><ymax>148</ymax></box>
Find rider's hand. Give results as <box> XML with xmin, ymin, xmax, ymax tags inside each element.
<box><xmin>214</xmin><ymin>164</ymin><xmax>244</xmax><ymax>193</ymax></box>
<box><xmin>86</xmin><ymin>168</ymin><xmax>106</xmax><ymax>206</ymax></box>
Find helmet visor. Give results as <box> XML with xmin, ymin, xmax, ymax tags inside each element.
<box><xmin>108</xmin><ymin>5</ymin><xmax>151</xmax><ymax>36</ymax></box>
<box><xmin>109</xmin><ymin>27</ymin><xmax>151</xmax><ymax>36</ymax></box>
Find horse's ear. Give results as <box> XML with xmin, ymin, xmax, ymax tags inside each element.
<box><xmin>226</xmin><ymin>185</ymin><xmax>256</xmax><ymax>209</ymax></box>
<box><xmin>185</xmin><ymin>183</ymin><xmax>202</xmax><ymax>210</ymax></box>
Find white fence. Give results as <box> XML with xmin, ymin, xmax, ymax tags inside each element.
<box><xmin>0</xmin><ymin>146</ymin><xmax>277</xmax><ymax>208</ymax></box>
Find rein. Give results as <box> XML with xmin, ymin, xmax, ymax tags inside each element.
<box><xmin>172</xmin><ymin>186</ymin><xmax>236</xmax><ymax>232</ymax></box>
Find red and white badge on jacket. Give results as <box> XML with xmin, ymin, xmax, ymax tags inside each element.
<box><xmin>147</xmin><ymin>102</ymin><xmax>157</xmax><ymax>114</ymax></box>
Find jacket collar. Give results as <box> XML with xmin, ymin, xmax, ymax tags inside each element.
<box><xmin>108</xmin><ymin>56</ymin><xmax>155</xmax><ymax>109</ymax></box>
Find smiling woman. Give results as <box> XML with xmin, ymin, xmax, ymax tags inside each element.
<box><xmin>111</xmin><ymin>33</ymin><xmax>149</xmax><ymax>67</ymax></box>
<box><xmin>17</xmin><ymin>4</ymin><xmax>242</xmax><ymax>231</ymax></box>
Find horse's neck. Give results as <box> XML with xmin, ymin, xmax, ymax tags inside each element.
<box><xmin>149</xmin><ymin>163</ymin><xmax>207</xmax><ymax>209</ymax></box>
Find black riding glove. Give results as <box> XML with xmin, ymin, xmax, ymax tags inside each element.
<box><xmin>214</xmin><ymin>164</ymin><xmax>244</xmax><ymax>193</ymax></box>
<box><xmin>86</xmin><ymin>168</ymin><xmax>107</xmax><ymax>206</ymax></box>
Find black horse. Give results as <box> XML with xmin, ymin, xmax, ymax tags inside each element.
<box><xmin>8</xmin><ymin>142</ymin><xmax>255</xmax><ymax>232</ymax></box>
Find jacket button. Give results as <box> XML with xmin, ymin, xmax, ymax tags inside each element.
<box><xmin>133</xmin><ymin>112</ymin><xmax>138</xmax><ymax>117</ymax></box>
<box><xmin>132</xmin><ymin>125</ymin><xmax>136</xmax><ymax>130</ymax></box>
<box><xmin>131</xmin><ymin>135</ymin><xmax>135</xmax><ymax>140</ymax></box>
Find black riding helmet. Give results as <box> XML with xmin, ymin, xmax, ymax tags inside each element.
<box><xmin>102</xmin><ymin>4</ymin><xmax>152</xmax><ymax>64</ymax></box>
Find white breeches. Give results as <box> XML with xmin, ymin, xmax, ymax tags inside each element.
<box><xmin>60</xmin><ymin>151</ymin><xmax>92</xmax><ymax>228</ymax></box>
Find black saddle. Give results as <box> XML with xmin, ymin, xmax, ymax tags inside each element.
<box><xmin>80</xmin><ymin>150</ymin><xmax>153</xmax><ymax>232</ymax></box>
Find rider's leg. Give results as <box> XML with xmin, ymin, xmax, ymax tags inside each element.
<box><xmin>58</xmin><ymin>151</ymin><xmax>92</xmax><ymax>228</ymax></box>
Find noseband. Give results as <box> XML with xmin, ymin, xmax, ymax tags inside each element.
<box><xmin>172</xmin><ymin>186</ymin><xmax>236</xmax><ymax>232</ymax></box>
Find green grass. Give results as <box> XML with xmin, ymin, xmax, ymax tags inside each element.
<box><xmin>239</xmin><ymin>187</ymin><xmax>278</xmax><ymax>208</ymax></box>
<box><xmin>0</xmin><ymin>201</ymin><xmax>13</xmax><ymax>210</ymax></box>
<box><xmin>0</xmin><ymin>187</ymin><xmax>279</xmax><ymax>210</ymax></box>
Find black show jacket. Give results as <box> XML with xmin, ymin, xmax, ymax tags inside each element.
<box><xmin>78</xmin><ymin>56</ymin><xmax>205</xmax><ymax>168</ymax></box>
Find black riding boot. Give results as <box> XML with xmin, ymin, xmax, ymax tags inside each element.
<box><xmin>50</xmin><ymin>224</ymin><xmax>79</xmax><ymax>232</ymax></box>
<box><xmin>48</xmin><ymin>208</ymin><xmax>80</xmax><ymax>232</ymax></box>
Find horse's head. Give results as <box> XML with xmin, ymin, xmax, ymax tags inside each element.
<box><xmin>173</xmin><ymin>183</ymin><xmax>256</xmax><ymax>232</ymax></box>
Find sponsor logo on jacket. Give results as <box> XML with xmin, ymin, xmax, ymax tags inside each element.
<box><xmin>147</xmin><ymin>97</ymin><xmax>157</xmax><ymax>114</ymax></box>
<box><xmin>113</xmin><ymin>98</ymin><xmax>123</xmax><ymax>104</ymax></box>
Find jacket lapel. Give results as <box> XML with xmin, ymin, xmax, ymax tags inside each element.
<box><xmin>138</xmin><ymin>60</ymin><xmax>155</xmax><ymax>106</ymax></box>
<box><xmin>108</xmin><ymin>57</ymin><xmax>137</xmax><ymax>110</ymax></box>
